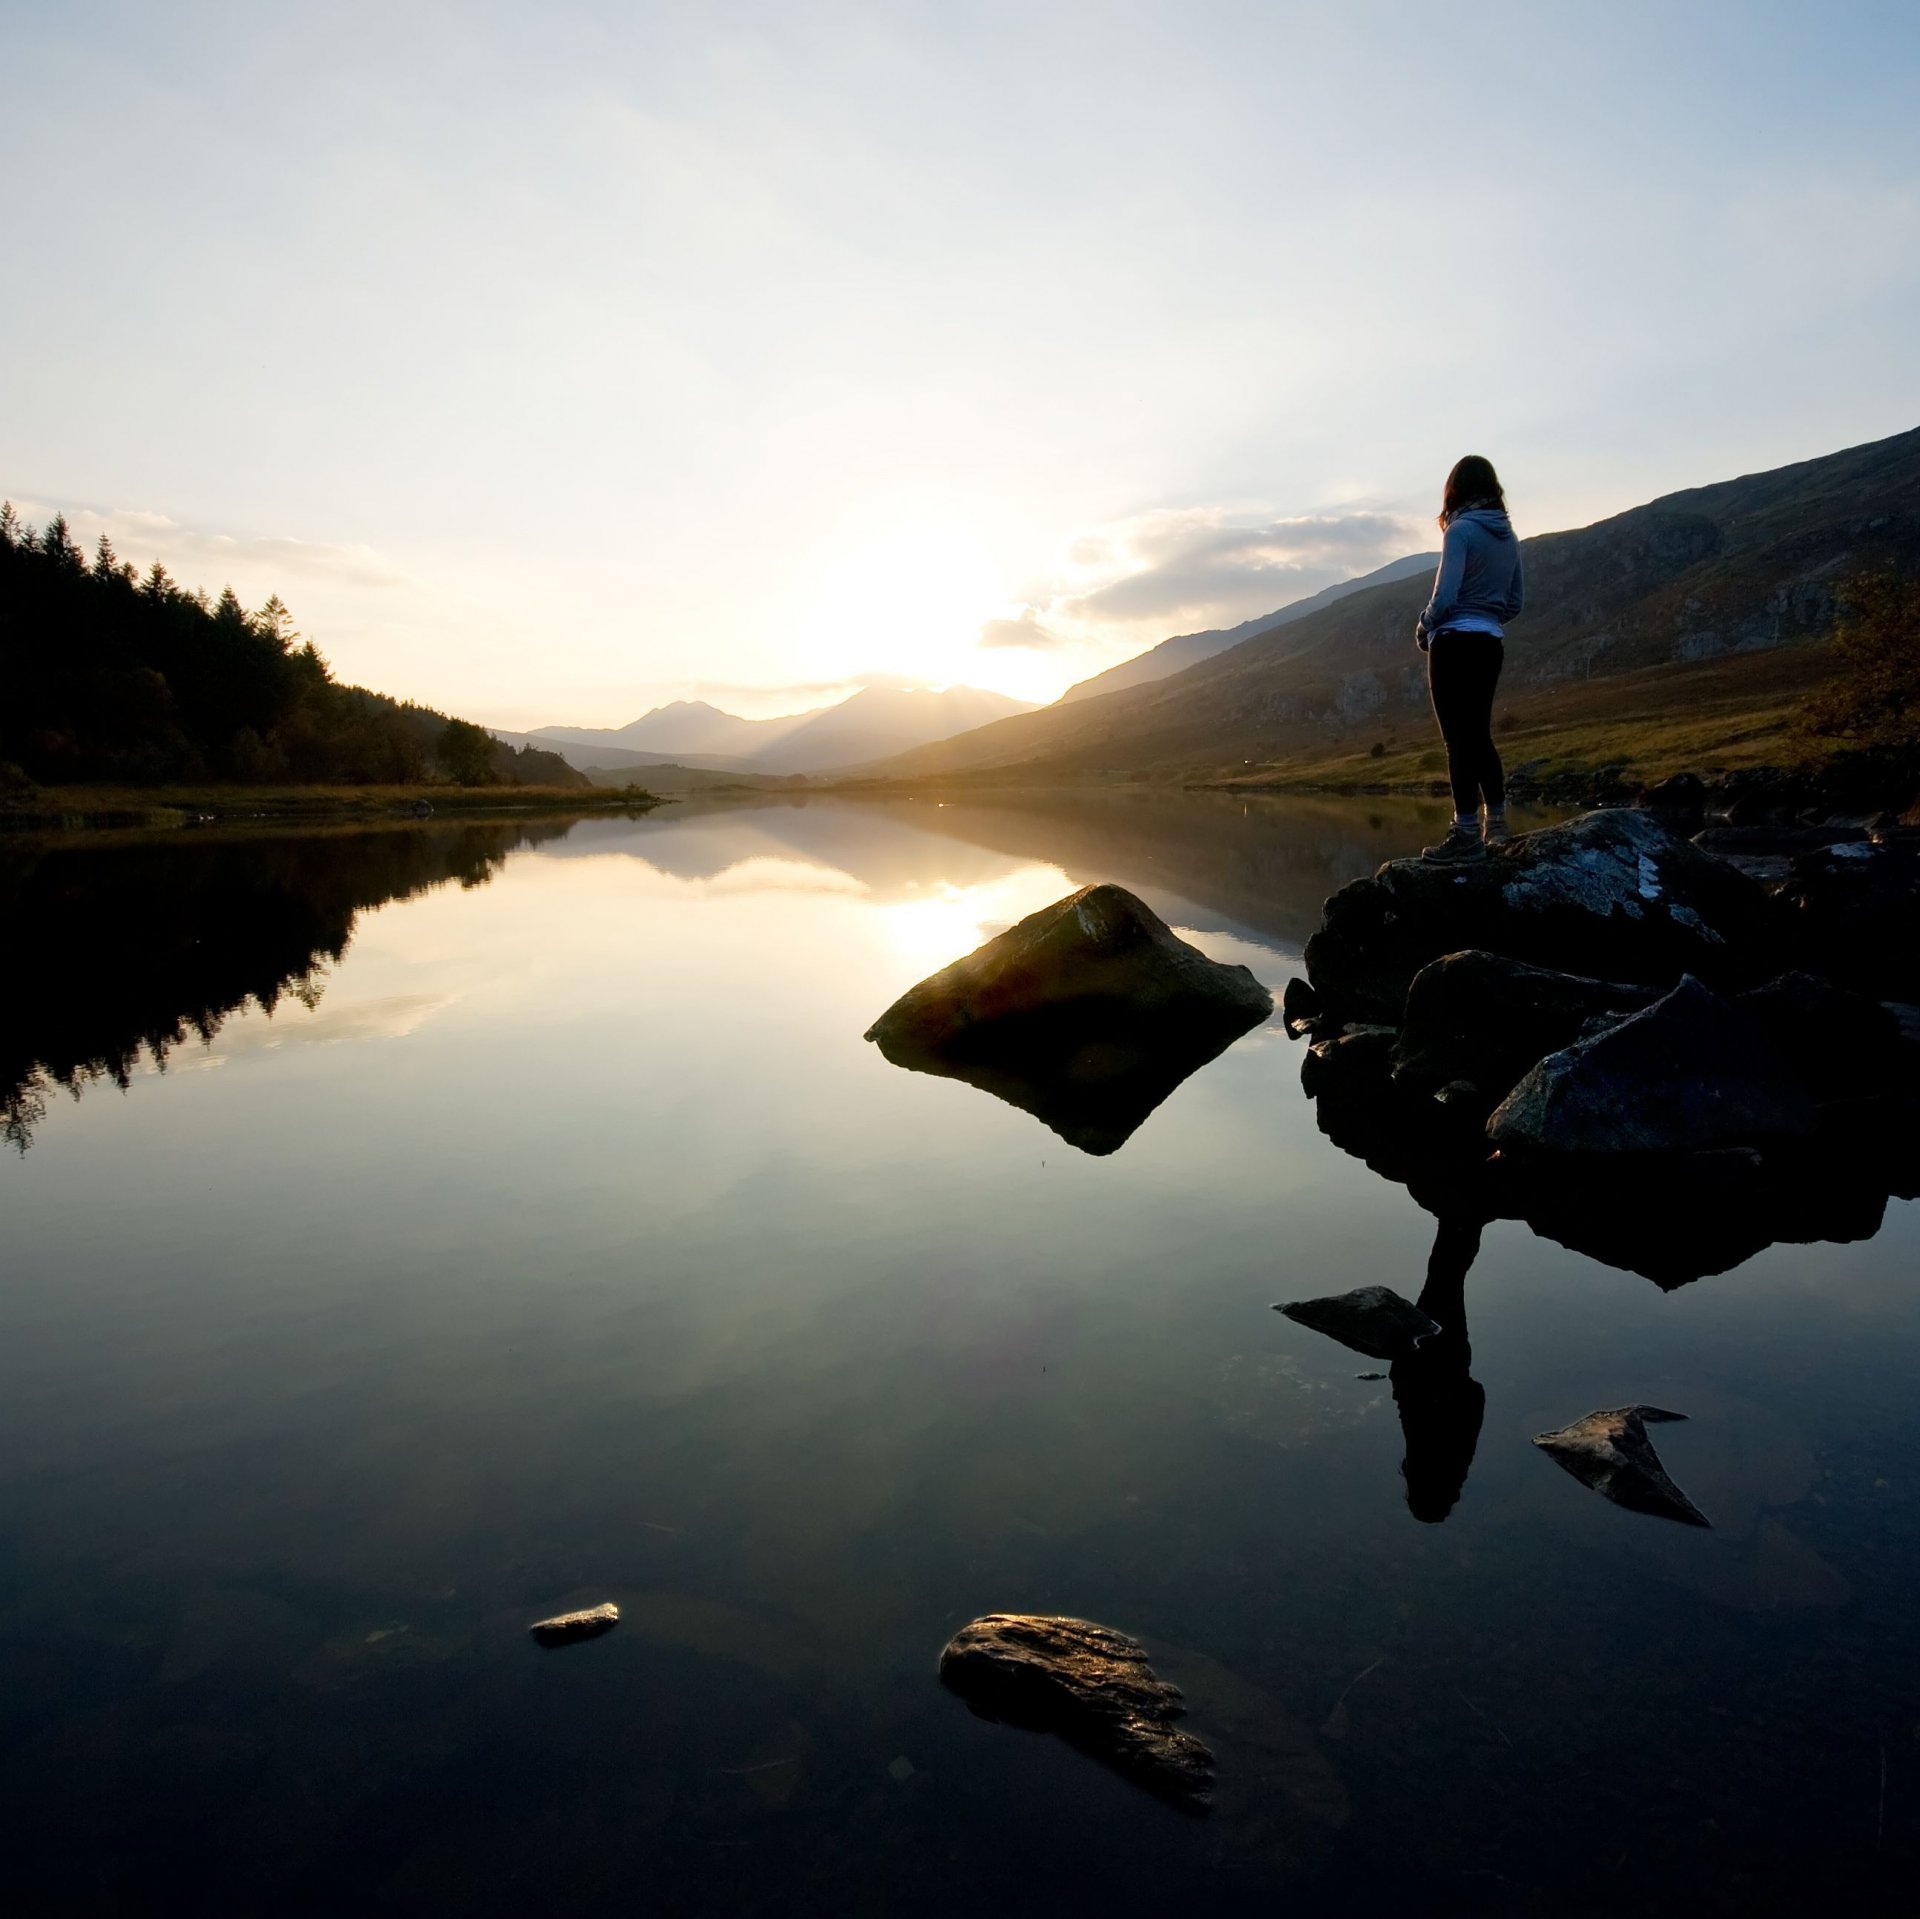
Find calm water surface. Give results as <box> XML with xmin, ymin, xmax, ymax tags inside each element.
<box><xmin>4</xmin><ymin>794</ymin><xmax>1918</xmax><ymax>1916</ymax></box>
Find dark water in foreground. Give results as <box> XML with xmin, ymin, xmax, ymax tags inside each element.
<box><xmin>3</xmin><ymin>793</ymin><xmax>1918</xmax><ymax>1916</ymax></box>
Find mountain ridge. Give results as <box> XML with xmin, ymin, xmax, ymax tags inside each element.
<box><xmin>512</xmin><ymin>683</ymin><xmax>1037</xmax><ymax>777</ymax></box>
<box><xmin>1056</xmin><ymin>550</ymin><xmax>1440</xmax><ymax>705</ymax></box>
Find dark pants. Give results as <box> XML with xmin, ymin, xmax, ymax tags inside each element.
<box><xmin>1427</xmin><ymin>630</ymin><xmax>1505</xmax><ymax>815</ymax></box>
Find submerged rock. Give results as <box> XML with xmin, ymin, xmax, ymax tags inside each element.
<box><xmin>1273</xmin><ymin>1285</ymin><xmax>1441</xmax><ymax>1361</ymax></box>
<box><xmin>529</xmin><ymin>1601</ymin><xmax>620</xmax><ymax>1648</ymax></box>
<box><xmin>938</xmin><ymin>1613</ymin><xmax>1215</xmax><ymax>1813</ymax></box>
<box><xmin>865</xmin><ymin>884</ymin><xmax>1271</xmax><ymax>1155</ymax></box>
<box><xmin>1391</xmin><ymin>950</ymin><xmax>1657</xmax><ymax>1114</ymax></box>
<box><xmin>1488</xmin><ymin>975</ymin><xmax>1817</xmax><ymax>1157</ymax></box>
<box><xmin>1303</xmin><ymin>809</ymin><xmax>1772</xmax><ymax>1021</ymax></box>
<box><xmin>1532</xmin><ymin>1406</ymin><xmax>1711</xmax><ymax>1527</ymax></box>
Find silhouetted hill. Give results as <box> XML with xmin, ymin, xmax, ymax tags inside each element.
<box><xmin>528</xmin><ymin>684</ymin><xmax>1036</xmax><ymax>775</ymax></box>
<box><xmin>855</xmin><ymin>425</ymin><xmax>1920</xmax><ymax>783</ymax></box>
<box><xmin>1056</xmin><ymin>551</ymin><xmax>1438</xmax><ymax>704</ymax></box>
<box><xmin>0</xmin><ymin>506</ymin><xmax>584</xmax><ymax>790</ymax></box>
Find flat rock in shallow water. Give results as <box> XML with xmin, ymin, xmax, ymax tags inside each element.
<box><xmin>1274</xmin><ymin>1285</ymin><xmax>1441</xmax><ymax>1361</ymax></box>
<box><xmin>1532</xmin><ymin>1406</ymin><xmax>1710</xmax><ymax>1527</ymax></box>
<box><xmin>938</xmin><ymin>1613</ymin><xmax>1215</xmax><ymax>1813</ymax></box>
<box><xmin>529</xmin><ymin>1602</ymin><xmax>620</xmax><ymax>1648</ymax></box>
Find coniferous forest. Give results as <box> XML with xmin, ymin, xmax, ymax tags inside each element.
<box><xmin>0</xmin><ymin>503</ymin><xmax>581</xmax><ymax>788</ymax></box>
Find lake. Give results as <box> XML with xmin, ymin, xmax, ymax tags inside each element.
<box><xmin>3</xmin><ymin>793</ymin><xmax>1917</xmax><ymax>1915</ymax></box>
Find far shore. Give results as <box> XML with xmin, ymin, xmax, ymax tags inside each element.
<box><xmin>0</xmin><ymin>781</ymin><xmax>667</xmax><ymax>836</ymax></box>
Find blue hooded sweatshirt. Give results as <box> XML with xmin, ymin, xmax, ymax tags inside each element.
<box><xmin>1417</xmin><ymin>506</ymin><xmax>1524</xmax><ymax>645</ymax></box>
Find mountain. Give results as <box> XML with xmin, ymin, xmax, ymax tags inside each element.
<box><xmin>744</xmin><ymin>685</ymin><xmax>1034</xmax><ymax>773</ymax></box>
<box><xmin>523</xmin><ymin>684</ymin><xmax>1037</xmax><ymax>777</ymax></box>
<box><xmin>489</xmin><ymin>728</ymin><xmax>745</xmax><ymax>775</ymax></box>
<box><xmin>850</xmin><ymin>425</ymin><xmax>1920</xmax><ymax>785</ymax></box>
<box><xmin>534</xmin><ymin>698</ymin><xmax>827</xmax><ymax>760</ymax></box>
<box><xmin>1056</xmin><ymin>551</ymin><xmax>1440</xmax><ymax>704</ymax></box>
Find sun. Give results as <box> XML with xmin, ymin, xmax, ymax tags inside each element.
<box><xmin>797</xmin><ymin>520</ymin><xmax>1004</xmax><ymax>688</ymax></box>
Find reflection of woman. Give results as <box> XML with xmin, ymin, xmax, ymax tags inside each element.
<box><xmin>1392</xmin><ymin>1214</ymin><xmax>1487</xmax><ymax>1522</ymax></box>
<box><xmin>1415</xmin><ymin>456</ymin><xmax>1525</xmax><ymax>865</ymax></box>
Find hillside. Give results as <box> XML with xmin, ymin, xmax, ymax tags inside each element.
<box><xmin>1056</xmin><ymin>550</ymin><xmax>1438</xmax><ymax>703</ymax></box>
<box><xmin>850</xmin><ymin>425</ymin><xmax>1920</xmax><ymax>786</ymax></box>
<box><xmin>0</xmin><ymin>506</ymin><xmax>585</xmax><ymax>791</ymax></box>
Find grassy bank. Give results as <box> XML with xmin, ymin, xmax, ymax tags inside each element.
<box><xmin>1200</xmin><ymin>646</ymin><xmax>1846</xmax><ymax>795</ymax></box>
<box><xmin>0</xmin><ymin>781</ymin><xmax>665</xmax><ymax>834</ymax></box>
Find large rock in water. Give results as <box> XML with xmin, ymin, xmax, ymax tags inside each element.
<box><xmin>1304</xmin><ymin>810</ymin><xmax>1772</xmax><ymax>1021</ymax></box>
<box><xmin>1391</xmin><ymin>950</ymin><xmax>1658</xmax><ymax>1114</ymax></box>
<box><xmin>938</xmin><ymin>1613</ymin><xmax>1215</xmax><ymax>1813</ymax></box>
<box><xmin>865</xmin><ymin>884</ymin><xmax>1272</xmax><ymax>1155</ymax></box>
<box><xmin>1488</xmin><ymin>976</ymin><xmax>1818</xmax><ymax>1157</ymax></box>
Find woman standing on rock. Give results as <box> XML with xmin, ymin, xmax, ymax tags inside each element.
<box><xmin>1416</xmin><ymin>455</ymin><xmax>1525</xmax><ymax>863</ymax></box>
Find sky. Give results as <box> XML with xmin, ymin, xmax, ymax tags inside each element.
<box><xmin>3</xmin><ymin>1</ymin><xmax>1917</xmax><ymax>727</ymax></box>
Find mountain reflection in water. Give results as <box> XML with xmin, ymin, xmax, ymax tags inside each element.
<box><xmin>3</xmin><ymin>792</ymin><xmax>1919</xmax><ymax>1914</ymax></box>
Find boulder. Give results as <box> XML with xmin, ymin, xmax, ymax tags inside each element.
<box><xmin>1532</xmin><ymin>1406</ymin><xmax>1710</xmax><ymax>1527</ymax></box>
<box><xmin>1640</xmin><ymin>771</ymin><xmax>1707</xmax><ymax>831</ymax></box>
<box><xmin>1273</xmin><ymin>1285</ymin><xmax>1441</xmax><ymax>1361</ymax></box>
<box><xmin>1488</xmin><ymin>976</ymin><xmax>1818</xmax><ymax>1157</ymax></box>
<box><xmin>1391</xmin><ymin>951</ymin><xmax>1657</xmax><ymax>1113</ymax></box>
<box><xmin>529</xmin><ymin>1601</ymin><xmax>619</xmax><ymax>1648</ymax></box>
<box><xmin>1299</xmin><ymin>1025</ymin><xmax>1397</xmax><ymax>1099</ymax></box>
<box><xmin>1735</xmin><ymin>971</ymin><xmax>1903</xmax><ymax>1106</ymax></box>
<box><xmin>938</xmin><ymin>1613</ymin><xmax>1214</xmax><ymax>1813</ymax></box>
<box><xmin>1774</xmin><ymin>835</ymin><xmax>1920</xmax><ymax>1000</ymax></box>
<box><xmin>1303</xmin><ymin>810</ymin><xmax>1772</xmax><ymax>1021</ymax></box>
<box><xmin>865</xmin><ymin>884</ymin><xmax>1272</xmax><ymax>1156</ymax></box>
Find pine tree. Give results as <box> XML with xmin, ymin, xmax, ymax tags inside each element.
<box><xmin>254</xmin><ymin>594</ymin><xmax>298</xmax><ymax>651</ymax></box>
<box><xmin>40</xmin><ymin>515</ymin><xmax>82</xmax><ymax>570</ymax></box>
<box><xmin>0</xmin><ymin>501</ymin><xmax>21</xmax><ymax>548</ymax></box>
<box><xmin>93</xmin><ymin>532</ymin><xmax>119</xmax><ymax>577</ymax></box>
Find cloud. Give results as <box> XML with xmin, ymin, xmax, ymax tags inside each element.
<box><xmin>8</xmin><ymin>500</ymin><xmax>406</xmax><ymax>592</ymax></box>
<box><xmin>1041</xmin><ymin>506</ymin><xmax>1422</xmax><ymax>635</ymax></box>
<box><xmin>976</xmin><ymin>610</ymin><xmax>1067</xmax><ymax>650</ymax></box>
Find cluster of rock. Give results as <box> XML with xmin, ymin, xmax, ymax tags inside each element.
<box><xmin>1290</xmin><ymin>807</ymin><xmax>1920</xmax><ymax>1286</ymax></box>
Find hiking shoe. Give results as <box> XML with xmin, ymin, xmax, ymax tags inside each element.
<box><xmin>1422</xmin><ymin>826</ymin><xmax>1486</xmax><ymax>865</ymax></box>
<box><xmin>1482</xmin><ymin>812</ymin><xmax>1511</xmax><ymax>844</ymax></box>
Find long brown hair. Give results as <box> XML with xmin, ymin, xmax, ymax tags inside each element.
<box><xmin>1440</xmin><ymin>454</ymin><xmax>1506</xmax><ymax>528</ymax></box>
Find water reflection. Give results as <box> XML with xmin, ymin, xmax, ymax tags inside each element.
<box><xmin>0</xmin><ymin>821</ymin><xmax>570</xmax><ymax>1149</ymax></box>
<box><xmin>3</xmin><ymin>790</ymin><xmax>1919</xmax><ymax>1910</ymax></box>
<box><xmin>1394</xmin><ymin>1217</ymin><xmax>1486</xmax><ymax>1523</ymax></box>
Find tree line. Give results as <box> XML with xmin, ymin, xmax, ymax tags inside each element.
<box><xmin>0</xmin><ymin>503</ymin><xmax>580</xmax><ymax>788</ymax></box>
